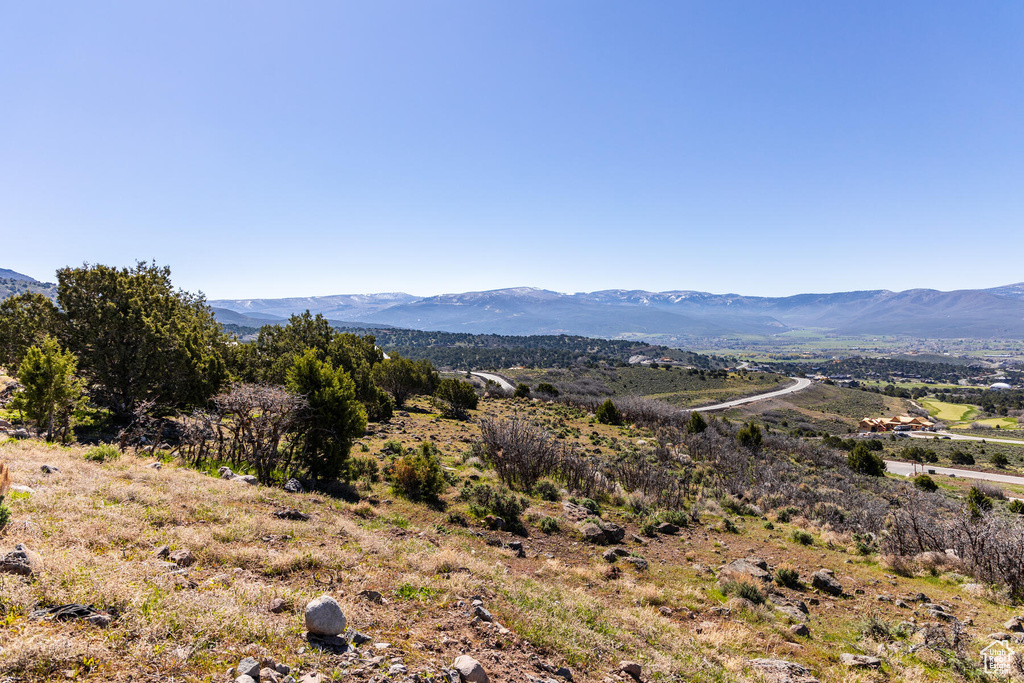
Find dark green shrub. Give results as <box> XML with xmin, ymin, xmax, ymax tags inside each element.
<box><xmin>763</xmin><ymin>521</ymin><xmax>775</xmax><ymax>530</ymax></box>
<box><xmin>433</xmin><ymin>378</ymin><xmax>479</xmax><ymax>419</ymax></box>
<box><xmin>381</xmin><ymin>440</ymin><xmax>404</xmax><ymax>455</ymax></box>
<box><xmin>513</xmin><ymin>383</ymin><xmax>531</xmax><ymax>398</ymax></box>
<box><xmin>775</xmin><ymin>567</ymin><xmax>800</xmax><ymax>588</ymax></box>
<box><xmin>775</xmin><ymin>506</ymin><xmax>800</xmax><ymax>523</ymax></box>
<box><xmin>967</xmin><ymin>486</ymin><xmax>993</xmax><ymax>518</ymax></box>
<box><xmin>912</xmin><ymin>474</ymin><xmax>937</xmax><ymax>492</ymax></box>
<box><xmin>596</xmin><ymin>399</ymin><xmax>622</xmax><ymax>426</ymax></box>
<box><xmin>736</xmin><ymin>423</ymin><xmax>762</xmax><ymax>450</ymax></box>
<box><xmin>1008</xmin><ymin>500</ymin><xmax>1024</xmax><ymax>515</ymax></box>
<box><xmin>0</xmin><ymin>499</ymin><xmax>10</xmax><ymax>529</ymax></box>
<box><xmin>349</xmin><ymin>455</ymin><xmax>380</xmax><ymax>482</ymax></box>
<box><xmin>390</xmin><ymin>442</ymin><xmax>445</xmax><ymax>501</ymax></box>
<box><xmin>639</xmin><ymin>518</ymin><xmax>658</xmax><ymax>537</ymax></box>
<box><xmin>657</xmin><ymin>509</ymin><xmax>689</xmax><ymax>527</ymax></box>
<box><xmin>950</xmin><ymin>450</ymin><xmax>975</xmax><ymax>466</ymax></box>
<box><xmin>721</xmin><ymin>518</ymin><xmax>739</xmax><ymax>533</ymax></box>
<box><xmin>686</xmin><ymin>411</ymin><xmax>707</xmax><ymax>434</ymax></box>
<box><xmin>721</xmin><ymin>580</ymin><xmax>764</xmax><ymax>604</ymax></box>
<box><xmin>538</xmin><ymin>516</ymin><xmax>560</xmax><ymax>534</ymax></box>
<box><xmin>446</xmin><ymin>511</ymin><xmax>469</xmax><ymax>526</ymax></box>
<box><xmin>570</xmin><ymin>496</ymin><xmax>601</xmax><ymax>516</ymax></box>
<box><xmin>790</xmin><ymin>529</ymin><xmax>814</xmax><ymax>546</ymax></box>
<box><xmin>847</xmin><ymin>443</ymin><xmax>886</xmax><ymax>476</ymax></box>
<box><xmin>991</xmin><ymin>453</ymin><xmax>1009</xmax><ymax>468</ymax></box>
<box><xmin>534</xmin><ymin>479</ymin><xmax>561</xmax><ymax>502</ymax></box>
<box><xmin>535</xmin><ymin>383</ymin><xmax>559</xmax><ymax>397</ymax></box>
<box><xmin>462</xmin><ymin>482</ymin><xmax>529</xmax><ymax>532</ymax></box>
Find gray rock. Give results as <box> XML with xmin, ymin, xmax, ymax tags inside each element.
<box><xmin>269</xmin><ymin>597</ymin><xmax>287</xmax><ymax>613</ymax></box>
<box><xmin>0</xmin><ymin>544</ymin><xmax>40</xmax><ymax>576</ymax></box>
<box><xmin>40</xmin><ymin>464</ymin><xmax>59</xmax><ymax>473</ymax></box>
<box><xmin>12</xmin><ymin>429</ymin><xmax>30</xmax><ymax>439</ymax></box>
<box><xmin>304</xmin><ymin>595</ymin><xmax>346</xmax><ymax>636</ymax></box>
<box><xmin>169</xmin><ymin>549</ymin><xmax>196</xmax><ymax>567</ymax></box>
<box><xmin>1006</xmin><ymin>617</ymin><xmax>1024</xmax><ymax>632</ymax></box>
<box><xmin>599</xmin><ymin>522</ymin><xmax>625</xmax><ymax>543</ymax></box>
<box><xmin>453</xmin><ymin>655</ymin><xmax>488</xmax><ymax>682</ymax></box>
<box><xmin>624</xmin><ymin>556</ymin><xmax>649</xmax><ymax>571</ymax></box>
<box><xmin>618</xmin><ymin>661</ymin><xmax>642</xmax><ymax>680</ymax></box>
<box><xmin>810</xmin><ymin>570</ymin><xmax>843</xmax><ymax>596</ymax></box>
<box><xmin>578</xmin><ymin>522</ymin><xmax>606</xmax><ymax>544</ymax></box>
<box><xmin>154</xmin><ymin>545</ymin><xmax>170</xmax><ymax>559</ymax></box>
<box><xmin>346</xmin><ymin>629</ymin><xmax>371</xmax><ymax>645</ymax></box>
<box><xmin>749</xmin><ymin>658</ymin><xmax>819</xmax><ymax>683</ymax></box>
<box><xmin>840</xmin><ymin>654</ymin><xmax>881</xmax><ymax>668</ymax></box>
<box><xmin>789</xmin><ymin>623</ymin><xmax>809</xmax><ymax>637</ymax></box>
<box><xmin>235</xmin><ymin>676</ymin><xmax>256</xmax><ymax>683</ymax></box>
<box><xmin>720</xmin><ymin>558</ymin><xmax>772</xmax><ymax>585</ymax></box>
<box><xmin>554</xmin><ymin>666</ymin><xmax>573</xmax><ymax>681</ymax></box>
<box><xmin>148</xmin><ymin>462</ymin><xmax>162</xmax><ymax>469</ymax></box>
<box><xmin>237</xmin><ymin>657</ymin><xmax>261</xmax><ymax>678</ymax></box>
<box><xmin>655</xmin><ymin>522</ymin><xmax>679</xmax><ymax>534</ymax></box>
<box><xmin>472</xmin><ymin>605</ymin><xmax>493</xmax><ymax>623</ymax></box>
<box><xmin>284</xmin><ymin>478</ymin><xmax>304</xmax><ymax>493</ymax></box>
<box><xmin>561</xmin><ymin>501</ymin><xmax>594</xmax><ymax>522</ymax></box>
<box><xmin>602</xmin><ymin>549</ymin><xmax>618</xmax><ymax>563</ymax></box>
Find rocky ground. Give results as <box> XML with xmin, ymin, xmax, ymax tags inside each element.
<box><xmin>1</xmin><ymin>397</ymin><xmax>1023</xmax><ymax>682</ymax></box>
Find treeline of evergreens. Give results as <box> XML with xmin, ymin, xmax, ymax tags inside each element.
<box><xmin>223</xmin><ymin>322</ymin><xmax>727</xmax><ymax>371</ymax></box>
<box><xmin>772</xmin><ymin>356</ymin><xmax>978</xmax><ymax>382</ymax></box>
<box><xmin>0</xmin><ymin>263</ymin><xmax>479</xmax><ymax>485</ymax></box>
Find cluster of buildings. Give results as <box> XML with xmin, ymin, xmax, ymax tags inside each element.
<box><xmin>858</xmin><ymin>415</ymin><xmax>935</xmax><ymax>433</ymax></box>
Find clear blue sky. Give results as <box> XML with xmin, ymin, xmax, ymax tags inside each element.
<box><xmin>2</xmin><ymin>2</ymin><xmax>1022</xmax><ymax>298</ymax></box>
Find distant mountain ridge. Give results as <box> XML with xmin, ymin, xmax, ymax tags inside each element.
<box><xmin>210</xmin><ymin>283</ymin><xmax>1024</xmax><ymax>339</ymax></box>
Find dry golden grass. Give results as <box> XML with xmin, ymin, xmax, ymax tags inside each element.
<box><xmin>1</xmin><ymin>397</ymin><xmax>1022</xmax><ymax>682</ymax></box>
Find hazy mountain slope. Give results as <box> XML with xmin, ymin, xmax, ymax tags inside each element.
<box><xmin>0</xmin><ymin>268</ymin><xmax>38</xmax><ymax>282</ymax></box>
<box><xmin>209</xmin><ymin>292</ymin><xmax>420</xmax><ymax>320</ymax></box>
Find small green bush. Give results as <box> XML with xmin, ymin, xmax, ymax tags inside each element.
<box><xmin>775</xmin><ymin>567</ymin><xmax>801</xmax><ymax>588</ymax></box>
<box><xmin>775</xmin><ymin>506</ymin><xmax>800</xmax><ymax>523</ymax></box>
<box><xmin>912</xmin><ymin>474</ymin><xmax>937</xmax><ymax>492</ymax></box>
<box><xmin>85</xmin><ymin>444</ymin><xmax>121</xmax><ymax>463</ymax></box>
<box><xmin>721</xmin><ymin>518</ymin><xmax>739</xmax><ymax>533</ymax></box>
<box><xmin>0</xmin><ymin>499</ymin><xmax>10</xmax><ymax>529</ymax></box>
<box><xmin>445</xmin><ymin>511</ymin><xmax>469</xmax><ymax>526</ymax></box>
<box><xmin>991</xmin><ymin>453</ymin><xmax>1010</xmax><ymax>468</ymax></box>
<box><xmin>390</xmin><ymin>442</ymin><xmax>445</xmax><ymax>501</ymax></box>
<box><xmin>462</xmin><ymin>482</ymin><xmax>529</xmax><ymax>532</ymax></box>
<box><xmin>349</xmin><ymin>455</ymin><xmax>381</xmax><ymax>482</ymax></box>
<box><xmin>570</xmin><ymin>496</ymin><xmax>600</xmax><ymax>516</ymax></box>
<box><xmin>513</xmin><ymin>383</ymin><xmax>531</xmax><ymax>398</ymax></box>
<box><xmin>1007</xmin><ymin>500</ymin><xmax>1024</xmax><ymax>515</ymax></box>
<box><xmin>847</xmin><ymin>443</ymin><xmax>886</xmax><ymax>476</ymax></box>
<box><xmin>534</xmin><ymin>479</ymin><xmax>561</xmax><ymax>502</ymax></box>
<box><xmin>790</xmin><ymin>529</ymin><xmax>814</xmax><ymax>546</ymax></box>
<box><xmin>639</xmin><ymin>518</ymin><xmax>658</xmax><ymax>537</ymax></box>
<box><xmin>535</xmin><ymin>382</ymin><xmax>559</xmax><ymax>397</ymax></box>
<box><xmin>657</xmin><ymin>509</ymin><xmax>689</xmax><ymax>527</ymax></box>
<box><xmin>381</xmin><ymin>440</ymin><xmax>404</xmax><ymax>455</ymax></box>
<box><xmin>721</xmin><ymin>580</ymin><xmax>765</xmax><ymax>605</ymax></box>
<box><xmin>763</xmin><ymin>521</ymin><xmax>775</xmax><ymax>530</ymax></box>
<box><xmin>538</xmin><ymin>516</ymin><xmax>560</xmax><ymax>534</ymax></box>
<box><xmin>596</xmin><ymin>399</ymin><xmax>622</xmax><ymax>426</ymax></box>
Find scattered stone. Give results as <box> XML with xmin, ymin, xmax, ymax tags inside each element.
<box><xmin>169</xmin><ymin>549</ymin><xmax>196</xmax><ymax>567</ymax></box>
<box><xmin>154</xmin><ymin>545</ymin><xmax>170</xmax><ymax>559</ymax></box>
<box><xmin>810</xmin><ymin>570</ymin><xmax>843</xmax><ymax>596</ymax></box>
<box><xmin>346</xmin><ymin>629</ymin><xmax>371</xmax><ymax>645</ymax></box>
<box><xmin>453</xmin><ymin>655</ymin><xmax>488</xmax><ymax>682</ymax></box>
<box><xmin>0</xmin><ymin>544</ymin><xmax>40</xmax><ymax>576</ymax></box>
<box><xmin>148</xmin><ymin>462</ymin><xmax>162</xmax><ymax>469</ymax></box>
<box><xmin>358</xmin><ymin>589</ymin><xmax>386</xmax><ymax>605</ymax></box>
<box><xmin>297</xmin><ymin>675</ymin><xmax>322</xmax><ymax>683</ymax></box>
<box><xmin>618</xmin><ymin>661</ymin><xmax>642</xmax><ymax>680</ymax></box>
<box><xmin>875</xmin><ymin>595</ymin><xmax>892</xmax><ymax>602</ymax></box>
<box><xmin>554</xmin><ymin>666</ymin><xmax>573</xmax><ymax>680</ymax></box>
<box><xmin>273</xmin><ymin>508</ymin><xmax>310</xmax><ymax>521</ymax></box>
<box><xmin>907</xmin><ymin>592</ymin><xmax>929</xmax><ymax>603</ymax></box>
<box><xmin>749</xmin><ymin>658</ymin><xmax>820</xmax><ymax>683</ymax></box>
<box><xmin>304</xmin><ymin>595</ymin><xmax>346</xmax><ymax>636</ymax></box>
<box><xmin>472</xmin><ymin>605</ymin><xmax>493</xmax><ymax>623</ymax></box>
<box><xmin>989</xmin><ymin>632</ymin><xmax>1012</xmax><ymax>641</ymax></box>
<box><xmin>237</xmin><ymin>657</ymin><xmax>261</xmax><ymax>678</ymax></box>
<box><xmin>507</xmin><ymin>540</ymin><xmax>525</xmax><ymax>558</ymax></box>
<box><xmin>602</xmin><ymin>549</ymin><xmax>619</xmax><ymax>563</ymax></box>
<box><xmin>40</xmin><ymin>464</ymin><xmax>59</xmax><ymax>473</ymax></box>
<box><xmin>840</xmin><ymin>654</ymin><xmax>881</xmax><ymax>668</ymax></box>
<box><xmin>235</xmin><ymin>676</ymin><xmax>256</xmax><ymax>683</ymax></box>
<box><xmin>624</xmin><ymin>556</ymin><xmax>648</xmax><ymax>571</ymax></box>
<box><xmin>895</xmin><ymin>600</ymin><xmax>910</xmax><ymax>609</ymax></box>
<box><xmin>284</xmin><ymin>478</ymin><xmax>304</xmax><ymax>493</ymax></box>
<box><xmin>719</xmin><ymin>558</ymin><xmax>772</xmax><ymax>585</ymax></box>
<box><xmin>10</xmin><ymin>484</ymin><xmax>33</xmax><ymax>494</ymax></box>
<box><xmin>578</xmin><ymin>522</ymin><xmax>606</xmax><ymax>544</ymax></box>
<box><xmin>562</xmin><ymin>501</ymin><xmax>593</xmax><ymax>522</ymax></box>
<box><xmin>12</xmin><ymin>428</ymin><xmax>30</xmax><ymax>439</ymax></box>
<box><xmin>600</xmin><ymin>522</ymin><xmax>625</xmax><ymax>543</ymax></box>
<box><xmin>30</xmin><ymin>603</ymin><xmax>114</xmax><ymax>627</ymax></box>
<box><xmin>728</xmin><ymin>597</ymin><xmax>755</xmax><ymax>611</ymax></box>
<box><xmin>483</xmin><ymin>515</ymin><xmax>505</xmax><ymax>531</ymax></box>
<box><xmin>269</xmin><ymin>598</ymin><xmax>287</xmax><ymax>613</ymax></box>
<box><xmin>789</xmin><ymin>623</ymin><xmax>810</xmax><ymax>637</ymax></box>
<box><xmin>1005</xmin><ymin>617</ymin><xmax>1024</xmax><ymax>633</ymax></box>
<box><xmin>658</xmin><ymin>606</ymin><xmax>673</xmax><ymax>616</ymax></box>
<box><xmin>655</xmin><ymin>522</ymin><xmax>679</xmax><ymax>535</ymax></box>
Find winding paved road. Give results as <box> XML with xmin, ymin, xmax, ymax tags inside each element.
<box><xmin>470</xmin><ymin>372</ymin><xmax>516</xmax><ymax>392</ymax></box>
<box><xmin>909</xmin><ymin>430</ymin><xmax>1024</xmax><ymax>446</ymax></box>
<box><xmin>694</xmin><ymin>377</ymin><xmax>814</xmax><ymax>412</ymax></box>
<box><xmin>884</xmin><ymin>460</ymin><xmax>1024</xmax><ymax>487</ymax></box>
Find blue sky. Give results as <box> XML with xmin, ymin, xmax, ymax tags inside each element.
<box><xmin>2</xmin><ymin>2</ymin><xmax>1022</xmax><ymax>298</ymax></box>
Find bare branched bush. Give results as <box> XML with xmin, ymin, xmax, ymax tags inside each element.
<box><xmin>214</xmin><ymin>384</ymin><xmax>306</xmax><ymax>484</ymax></box>
<box><xmin>479</xmin><ymin>415</ymin><xmax>559</xmax><ymax>492</ymax></box>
